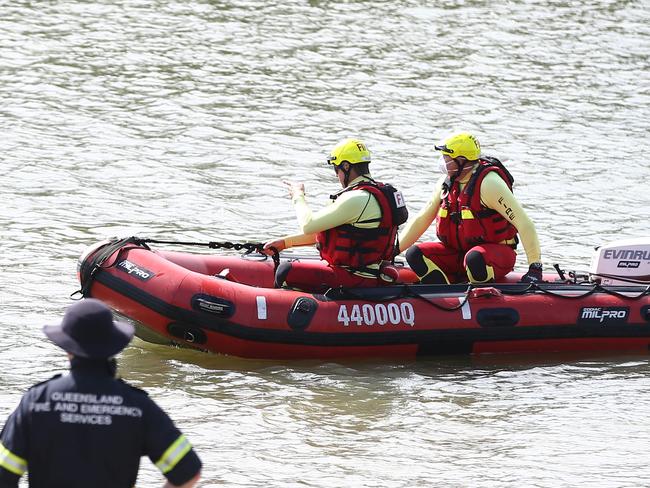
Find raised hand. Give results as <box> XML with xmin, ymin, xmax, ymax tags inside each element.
<box><xmin>283</xmin><ymin>180</ymin><xmax>305</xmax><ymax>199</ymax></box>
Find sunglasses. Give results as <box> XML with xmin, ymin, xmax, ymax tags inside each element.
<box><xmin>434</xmin><ymin>144</ymin><xmax>454</xmax><ymax>154</ymax></box>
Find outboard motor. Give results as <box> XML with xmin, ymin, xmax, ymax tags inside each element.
<box><xmin>590</xmin><ymin>237</ymin><xmax>650</xmax><ymax>285</ymax></box>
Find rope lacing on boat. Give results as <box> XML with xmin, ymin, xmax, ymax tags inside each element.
<box><xmin>71</xmin><ymin>236</ymin><xmax>280</xmax><ymax>299</ymax></box>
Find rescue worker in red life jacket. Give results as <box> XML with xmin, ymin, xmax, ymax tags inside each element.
<box><xmin>399</xmin><ymin>132</ymin><xmax>543</xmax><ymax>284</ymax></box>
<box><xmin>0</xmin><ymin>299</ymin><xmax>202</xmax><ymax>488</ymax></box>
<box><xmin>263</xmin><ymin>138</ymin><xmax>408</xmax><ymax>292</ymax></box>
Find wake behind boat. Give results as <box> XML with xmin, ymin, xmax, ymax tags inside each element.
<box><xmin>75</xmin><ymin>236</ymin><xmax>650</xmax><ymax>360</ymax></box>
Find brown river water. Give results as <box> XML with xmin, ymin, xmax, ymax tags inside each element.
<box><xmin>1</xmin><ymin>1</ymin><xmax>650</xmax><ymax>486</ymax></box>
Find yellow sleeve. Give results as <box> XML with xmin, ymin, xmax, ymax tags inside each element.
<box><xmin>398</xmin><ymin>175</ymin><xmax>445</xmax><ymax>252</ymax></box>
<box><xmin>283</xmin><ymin>190</ymin><xmax>379</xmax><ymax>248</ymax></box>
<box><xmin>479</xmin><ymin>172</ymin><xmax>542</xmax><ymax>265</ymax></box>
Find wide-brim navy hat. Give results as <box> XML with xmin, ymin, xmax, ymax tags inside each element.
<box><xmin>43</xmin><ymin>298</ymin><xmax>134</xmax><ymax>359</ymax></box>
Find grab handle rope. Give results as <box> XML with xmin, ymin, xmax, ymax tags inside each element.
<box><xmin>71</xmin><ymin>236</ymin><xmax>280</xmax><ymax>299</ymax></box>
<box><xmin>130</xmin><ymin>237</ymin><xmax>280</xmax><ymax>270</ymax></box>
<box><xmin>72</xmin><ymin>236</ymin><xmax>143</xmax><ymax>299</ymax></box>
<box><xmin>326</xmin><ymin>281</ymin><xmax>650</xmax><ymax>313</ymax></box>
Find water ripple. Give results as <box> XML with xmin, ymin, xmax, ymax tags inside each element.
<box><xmin>2</xmin><ymin>1</ymin><xmax>650</xmax><ymax>486</ymax></box>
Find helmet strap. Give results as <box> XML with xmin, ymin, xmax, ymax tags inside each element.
<box><xmin>449</xmin><ymin>159</ymin><xmax>464</xmax><ymax>186</ymax></box>
<box><xmin>340</xmin><ymin>163</ymin><xmax>352</xmax><ymax>187</ymax></box>
<box><xmin>449</xmin><ymin>157</ymin><xmax>471</xmax><ymax>185</ymax></box>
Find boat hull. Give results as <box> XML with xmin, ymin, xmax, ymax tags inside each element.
<box><xmin>77</xmin><ymin>238</ymin><xmax>650</xmax><ymax>359</ymax></box>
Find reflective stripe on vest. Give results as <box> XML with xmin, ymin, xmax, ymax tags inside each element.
<box><xmin>436</xmin><ymin>162</ymin><xmax>518</xmax><ymax>250</ymax></box>
<box><xmin>460</xmin><ymin>209</ymin><xmax>474</xmax><ymax>219</ymax></box>
<box><xmin>0</xmin><ymin>443</ymin><xmax>27</xmax><ymax>476</ymax></box>
<box><xmin>155</xmin><ymin>435</ymin><xmax>192</xmax><ymax>474</ymax></box>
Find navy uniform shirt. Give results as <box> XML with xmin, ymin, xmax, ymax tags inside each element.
<box><xmin>0</xmin><ymin>358</ymin><xmax>201</xmax><ymax>488</ymax></box>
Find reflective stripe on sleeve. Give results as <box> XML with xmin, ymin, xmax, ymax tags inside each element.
<box><xmin>155</xmin><ymin>435</ymin><xmax>192</xmax><ymax>474</ymax></box>
<box><xmin>0</xmin><ymin>443</ymin><xmax>27</xmax><ymax>476</ymax></box>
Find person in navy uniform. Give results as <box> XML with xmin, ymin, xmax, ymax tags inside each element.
<box><xmin>0</xmin><ymin>299</ymin><xmax>202</xmax><ymax>488</ymax></box>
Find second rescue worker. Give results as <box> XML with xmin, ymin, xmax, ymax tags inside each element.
<box><xmin>264</xmin><ymin>138</ymin><xmax>408</xmax><ymax>292</ymax></box>
<box><xmin>399</xmin><ymin>132</ymin><xmax>543</xmax><ymax>284</ymax></box>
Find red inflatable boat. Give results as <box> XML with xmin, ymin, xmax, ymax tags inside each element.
<box><xmin>76</xmin><ymin>236</ymin><xmax>650</xmax><ymax>360</ymax></box>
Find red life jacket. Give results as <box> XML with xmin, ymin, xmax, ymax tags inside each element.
<box><xmin>316</xmin><ymin>181</ymin><xmax>407</xmax><ymax>271</ymax></box>
<box><xmin>436</xmin><ymin>158</ymin><xmax>518</xmax><ymax>252</ymax></box>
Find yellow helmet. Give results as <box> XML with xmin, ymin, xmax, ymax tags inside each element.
<box><xmin>435</xmin><ymin>132</ymin><xmax>481</xmax><ymax>161</ymax></box>
<box><xmin>327</xmin><ymin>138</ymin><xmax>371</xmax><ymax>166</ymax></box>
